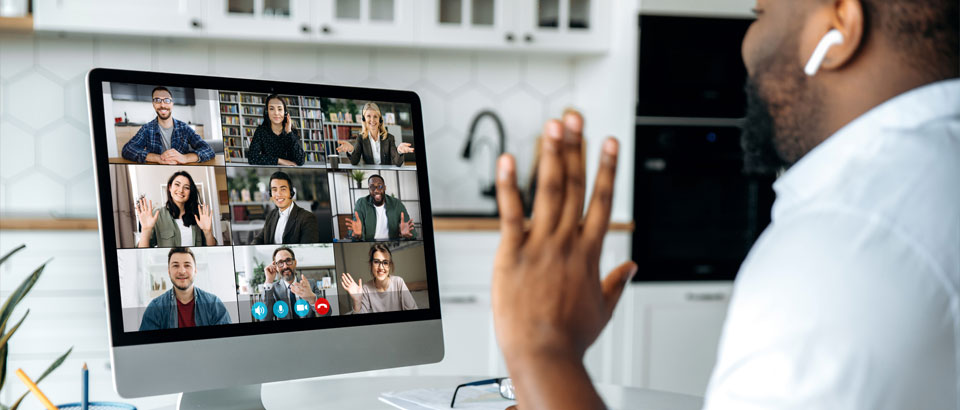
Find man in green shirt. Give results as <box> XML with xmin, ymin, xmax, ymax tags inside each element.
<box><xmin>345</xmin><ymin>174</ymin><xmax>416</xmax><ymax>241</ymax></box>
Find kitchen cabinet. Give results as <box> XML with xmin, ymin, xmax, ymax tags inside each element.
<box><xmin>204</xmin><ymin>0</ymin><xmax>314</xmax><ymax>40</ymax></box>
<box><xmin>312</xmin><ymin>0</ymin><xmax>417</xmax><ymax>45</ymax></box>
<box><xmin>417</xmin><ymin>0</ymin><xmax>608</xmax><ymax>53</ymax></box>
<box><xmin>33</xmin><ymin>0</ymin><xmax>205</xmax><ymax>36</ymax></box>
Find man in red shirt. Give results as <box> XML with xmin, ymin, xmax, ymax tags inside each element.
<box><xmin>139</xmin><ymin>247</ymin><xmax>232</xmax><ymax>330</ymax></box>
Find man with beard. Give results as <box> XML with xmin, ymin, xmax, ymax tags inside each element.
<box><xmin>345</xmin><ymin>174</ymin><xmax>416</xmax><ymax>241</ymax></box>
<box><xmin>490</xmin><ymin>0</ymin><xmax>959</xmax><ymax>409</ymax></box>
<box><xmin>121</xmin><ymin>86</ymin><xmax>215</xmax><ymax>164</ymax></box>
<box><xmin>261</xmin><ymin>246</ymin><xmax>320</xmax><ymax>320</ymax></box>
<box><xmin>139</xmin><ymin>247</ymin><xmax>231</xmax><ymax>330</ymax></box>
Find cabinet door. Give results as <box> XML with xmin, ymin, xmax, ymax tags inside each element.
<box><xmin>414</xmin><ymin>290</ymin><xmax>496</xmax><ymax>376</ymax></box>
<box><xmin>313</xmin><ymin>0</ymin><xmax>416</xmax><ymax>45</ymax></box>
<box><xmin>513</xmin><ymin>0</ymin><xmax>609</xmax><ymax>53</ymax></box>
<box><xmin>34</xmin><ymin>0</ymin><xmax>204</xmax><ymax>35</ymax></box>
<box><xmin>205</xmin><ymin>0</ymin><xmax>314</xmax><ymax>40</ymax></box>
<box><xmin>417</xmin><ymin>0</ymin><xmax>514</xmax><ymax>49</ymax></box>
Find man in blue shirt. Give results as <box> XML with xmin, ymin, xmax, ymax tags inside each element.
<box><xmin>139</xmin><ymin>247</ymin><xmax>232</xmax><ymax>331</ymax></box>
<box><xmin>121</xmin><ymin>86</ymin><xmax>215</xmax><ymax>164</ymax></box>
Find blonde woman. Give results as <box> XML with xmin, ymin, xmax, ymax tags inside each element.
<box><xmin>336</xmin><ymin>102</ymin><xmax>414</xmax><ymax>166</ymax></box>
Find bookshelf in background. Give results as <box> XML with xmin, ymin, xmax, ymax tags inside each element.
<box><xmin>218</xmin><ymin>92</ymin><xmax>325</xmax><ymax>165</ymax></box>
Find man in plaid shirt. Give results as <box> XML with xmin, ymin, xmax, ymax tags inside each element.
<box><xmin>121</xmin><ymin>86</ymin><xmax>215</xmax><ymax>164</ymax></box>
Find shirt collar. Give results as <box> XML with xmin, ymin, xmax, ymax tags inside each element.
<box><xmin>278</xmin><ymin>203</ymin><xmax>295</xmax><ymax>217</ymax></box>
<box><xmin>771</xmin><ymin>78</ymin><xmax>960</xmax><ymax>219</ymax></box>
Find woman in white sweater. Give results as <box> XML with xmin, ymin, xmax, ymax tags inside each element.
<box><xmin>340</xmin><ymin>243</ymin><xmax>418</xmax><ymax>313</ymax></box>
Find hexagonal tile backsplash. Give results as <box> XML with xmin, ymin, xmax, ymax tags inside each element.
<box><xmin>0</xmin><ymin>33</ymin><xmax>576</xmax><ymax>216</ymax></box>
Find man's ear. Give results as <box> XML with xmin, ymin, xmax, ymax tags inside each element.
<box><xmin>803</xmin><ymin>0</ymin><xmax>865</xmax><ymax>73</ymax></box>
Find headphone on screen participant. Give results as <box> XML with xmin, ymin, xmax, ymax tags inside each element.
<box><xmin>267</xmin><ymin>171</ymin><xmax>297</xmax><ymax>199</ymax></box>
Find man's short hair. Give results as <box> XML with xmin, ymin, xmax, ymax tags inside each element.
<box><xmin>152</xmin><ymin>86</ymin><xmax>172</xmax><ymax>98</ymax></box>
<box><xmin>269</xmin><ymin>171</ymin><xmax>294</xmax><ymax>190</ymax></box>
<box><xmin>168</xmin><ymin>247</ymin><xmax>195</xmax><ymax>264</ymax></box>
<box><xmin>862</xmin><ymin>0</ymin><xmax>959</xmax><ymax>78</ymax></box>
<box><xmin>273</xmin><ymin>246</ymin><xmax>296</xmax><ymax>261</ymax></box>
<box><xmin>367</xmin><ymin>174</ymin><xmax>384</xmax><ymax>185</ymax></box>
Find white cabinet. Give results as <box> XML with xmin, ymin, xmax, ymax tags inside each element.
<box><xmin>417</xmin><ymin>0</ymin><xmax>608</xmax><ymax>52</ymax></box>
<box><xmin>313</xmin><ymin>0</ymin><xmax>417</xmax><ymax>45</ymax></box>
<box><xmin>204</xmin><ymin>0</ymin><xmax>314</xmax><ymax>40</ymax></box>
<box><xmin>33</xmin><ymin>0</ymin><xmax>205</xmax><ymax>36</ymax></box>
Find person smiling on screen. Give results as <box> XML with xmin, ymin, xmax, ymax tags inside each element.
<box><xmin>340</xmin><ymin>243</ymin><xmax>417</xmax><ymax>314</ymax></box>
<box><xmin>121</xmin><ymin>86</ymin><xmax>214</xmax><ymax>164</ymax></box>
<box><xmin>247</xmin><ymin>94</ymin><xmax>305</xmax><ymax>166</ymax></box>
<box><xmin>345</xmin><ymin>174</ymin><xmax>416</xmax><ymax>241</ymax></box>
<box><xmin>135</xmin><ymin>170</ymin><xmax>217</xmax><ymax>248</ymax></box>
<box><xmin>139</xmin><ymin>247</ymin><xmax>231</xmax><ymax>331</ymax></box>
<box><xmin>335</xmin><ymin>102</ymin><xmax>413</xmax><ymax>166</ymax></box>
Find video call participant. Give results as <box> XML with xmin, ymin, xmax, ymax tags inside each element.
<box><xmin>340</xmin><ymin>243</ymin><xmax>417</xmax><ymax>314</ymax></box>
<box><xmin>136</xmin><ymin>170</ymin><xmax>217</xmax><ymax>248</ymax></box>
<box><xmin>121</xmin><ymin>86</ymin><xmax>215</xmax><ymax>164</ymax></box>
<box><xmin>261</xmin><ymin>246</ymin><xmax>318</xmax><ymax>320</ymax></box>
<box><xmin>345</xmin><ymin>174</ymin><xmax>416</xmax><ymax>241</ymax></box>
<box><xmin>252</xmin><ymin>172</ymin><xmax>320</xmax><ymax>244</ymax></box>
<box><xmin>247</xmin><ymin>94</ymin><xmax>305</xmax><ymax>166</ymax></box>
<box><xmin>139</xmin><ymin>247</ymin><xmax>232</xmax><ymax>331</ymax></box>
<box><xmin>335</xmin><ymin>102</ymin><xmax>414</xmax><ymax>166</ymax></box>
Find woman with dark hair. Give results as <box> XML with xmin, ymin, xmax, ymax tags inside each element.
<box><xmin>135</xmin><ymin>170</ymin><xmax>217</xmax><ymax>247</ymax></box>
<box><xmin>247</xmin><ymin>94</ymin><xmax>305</xmax><ymax>166</ymax></box>
<box><xmin>340</xmin><ymin>243</ymin><xmax>418</xmax><ymax>313</ymax></box>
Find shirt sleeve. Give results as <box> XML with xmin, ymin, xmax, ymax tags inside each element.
<box><xmin>185</xmin><ymin>125</ymin><xmax>215</xmax><ymax>162</ymax></box>
<box><xmin>287</xmin><ymin>130</ymin><xmax>305</xmax><ymax>166</ymax></box>
<box><xmin>388</xmin><ymin>134</ymin><xmax>404</xmax><ymax>166</ymax></box>
<box><xmin>348</xmin><ymin>137</ymin><xmax>364</xmax><ymax>165</ymax></box>
<box><xmin>122</xmin><ymin>125</ymin><xmax>152</xmax><ymax>163</ymax></box>
<box><xmin>704</xmin><ymin>212</ymin><xmax>956</xmax><ymax>410</ymax></box>
<box><xmin>397</xmin><ymin>278</ymin><xmax>418</xmax><ymax>311</ymax></box>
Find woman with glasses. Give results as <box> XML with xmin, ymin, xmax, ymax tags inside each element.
<box><xmin>247</xmin><ymin>94</ymin><xmax>305</xmax><ymax>166</ymax></box>
<box><xmin>340</xmin><ymin>243</ymin><xmax>417</xmax><ymax>313</ymax></box>
<box><xmin>135</xmin><ymin>170</ymin><xmax>217</xmax><ymax>247</ymax></box>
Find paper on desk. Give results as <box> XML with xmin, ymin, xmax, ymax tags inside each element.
<box><xmin>379</xmin><ymin>385</ymin><xmax>516</xmax><ymax>410</ymax></box>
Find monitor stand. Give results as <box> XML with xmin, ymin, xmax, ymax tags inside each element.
<box><xmin>177</xmin><ymin>384</ymin><xmax>265</xmax><ymax>410</ymax></box>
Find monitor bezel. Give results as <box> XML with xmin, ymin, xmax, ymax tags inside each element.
<box><xmin>87</xmin><ymin>68</ymin><xmax>442</xmax><ymax>347</ymax></box>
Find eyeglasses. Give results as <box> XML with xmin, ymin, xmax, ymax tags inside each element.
<box><xmin>369</xmin><ymin>183</ymin><xmax>385</xmax><ymax>191</ymax></box>
<box><xmin>450</xmin><ymin>377</ymin><xmax>514</xmax><ymax>408</ymax></box>
<box><xmin>153</xmin><ymin>98</ymin><xmax>173</xmax><ymax>104</ymax></box>
<box><xmin>273</xmin><ymin>258</ymin><xmax>295</xmax><ymax>267</ymax></box>
<box><xmin>371</xmin><ymin>259</ymin><xmax>390</xmax><ymax>267</ymax></box>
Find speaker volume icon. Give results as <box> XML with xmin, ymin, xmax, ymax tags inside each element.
<box><xmin>251</xmin><ymin>302</ymin><xmax>267</xmax><ymax>321</ymax></box>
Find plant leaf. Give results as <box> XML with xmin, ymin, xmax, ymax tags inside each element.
<box><xmin>0</xmin><ymin>262</ymin><xmax>47</xmax><ymax>337</ymax></box>
<box><xmin>0</xmin><ymin>311</ymin><xmax>30</xmax><ymax>397</ymax></box>
<box><xmin>9</xmin><ymin>347</ymin><xmax>73</xmax><ymax>410</ymax></box>
<box><xmin>0</xmin><ymin>310</ymin><xmax>30</xmax><ymax>348</ymax></box>
<box><xmin>0</xmin><ymin>244</ymin><xmax>26</xmax><ymax>266</ymax></box>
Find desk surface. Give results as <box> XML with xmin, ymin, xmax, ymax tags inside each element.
<box><xmin>109</xmin><ymin>154</ymin><xmax>226</xmax><ymax>166</ymax></box>
<box><xmin>259</xmin><ymin>375</ymin><xmax>703</xmax><ymax>410</ymax></box>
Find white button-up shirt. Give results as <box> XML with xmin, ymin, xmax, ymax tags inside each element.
<box><xmin>704</xmin><ymin>79</ymin><xmax>960</xmax><ymax>409</ymax></box>
<box><xmin>274</xmin><ymin>204</ymin><xmax>294</xmax><ymax>244</ymax></box>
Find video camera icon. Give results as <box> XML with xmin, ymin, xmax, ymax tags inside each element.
<box><xmin>251</xmin><ymin>302</ymin><xmax>267</xmax><ymax>321</ymax></box>
<box><xmin>273</xmin><ymin>301</ymin><xmax>289</xmax><ymax>319</ymax></box>
<box><xmin>294</xmin><ymin>299</ymin><xmax>311</xmax><ymax>318</ymax></box>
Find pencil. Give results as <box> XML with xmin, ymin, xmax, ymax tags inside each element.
<box><xmin>15</xmin><ymin>368</ymin><xmax>58</xmax><ymax>410</ymax></box>
<box><xmin>82</xmin><ymin>362</ymin><xmax>89</xmax><ymax>410</ymax></box>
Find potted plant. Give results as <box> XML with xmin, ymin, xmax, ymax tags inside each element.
<box><xmin>0</xmin><ymin>245</ymin><xmax>73</xmax><ymax>410</ymax></box>
<box><xmin>350</xmin><ymin>170</ymin><xmax>366</xmax><ymax>189</ymax></box>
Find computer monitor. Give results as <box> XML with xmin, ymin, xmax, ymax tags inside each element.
<box><xmin>86</xmin><ymin>68</ymin><xmax>443</xmax><ymax>406</ymax></box>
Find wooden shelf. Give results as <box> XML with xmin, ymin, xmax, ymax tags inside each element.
<box><xmin>0</xmin><ymin>15</ymin><xmax>33</xmax><ymax>33</ymax></box>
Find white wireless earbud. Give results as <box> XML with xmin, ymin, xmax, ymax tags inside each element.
<box><xmin>804</xmin><ymin>29</ymin><xmax>844</xmax><ymax>76</ymax></box>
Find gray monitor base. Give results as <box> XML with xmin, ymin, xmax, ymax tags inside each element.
<box><xmin>176</xmin><ymin>384</ymin><xmax>265</xmax><ymax>410</ymax></box>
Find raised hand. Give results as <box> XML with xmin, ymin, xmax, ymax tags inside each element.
<box><xmin>399</xmin><ymin>212</ymin><xmax>415</xmax><ymax>238</ymax></box>
<box><xmin>340</xmin><ymin>272</ymin><xmax>363</xmax><ymax>311</ymax></box>
<box><xmin>284</xmin><ymin>113</ymin><xmax>293</xmax><ymax>133</ymax></box>
<box><xmin>136</xmin><ymin>197</ymin><xmax>160</xmax><ymax>231</ymax></box>
<box><xmin>336</xmin><ymin>140</ymin><xmax>354</xmax><ymax>153</ymax></box>
<box><xmin>291</xmin><ymin>274</ymin><xmax>316</xmax><ymax>303</ymax></box>
<box><xmin>196</xmin><ymin>203</ymin><xmax>213</xmax><ymax>233</ymax></box>
<box><xmin>491</xmin><ymin>111</ymin><xmax>633</xmax><ymax>410</ymax></box>
<box><xmin>264</xmin><ymin>263</ymin><xmax>278</xmax><ymax>284</ymax></box>
<box><xmin>344</xmin><ymin>211</ymin><xmax>362</xmax><ymax>239</ymax></box>
<box><xmin>397</xmin><ymin>142</ymin><xmax>415</xmax><ymax>154</ymax></box>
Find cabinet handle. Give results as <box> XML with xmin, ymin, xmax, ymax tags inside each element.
<box><xmin>321</xmin><ymin>25</ymin><xmax>332</xmax><ymax>34</ymax></box>
<box><xmin>301</xmin><ymin>24</ymin><xmax>311</xmax><ymax>33</ymax></box>
<box><xmin>190</xmin><ymin>19</ymin><xmax>202</xmax><ymax>29</ymax></box>
<box><xmin>505</xmin><ymin>33</ymin><xmax>515</xmax><ymax>42</ymax></box>
<box><xmin>685</xmin><ymin>292</ymin><xmax>727</xmax><ymax>302</ymax></box>
<box><xmin>441</xmin><ymin>295</ymin><xmax>478</xmax><ymax>304</ymax></box>
<box><xmin>524</xmin><ymin>33</ymin><xmax>534</xmax><ymax>43</ymax></box>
